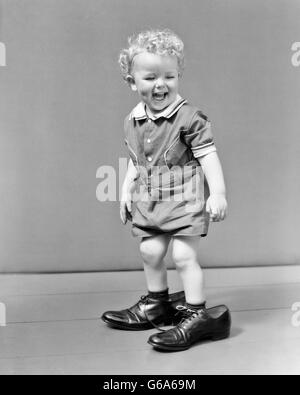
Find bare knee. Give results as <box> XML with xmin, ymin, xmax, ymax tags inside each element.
<box><xmin>172</xmin><ymin>237</ymin><xmax>199</xmax><ymax>271</ymax></box>
<box><xmin>172</xmin><ymin>253</ymin><xmax>196</xmax><ymax>271</ymax></box>
<box><xmin>140</xmin><ymin>236</ymin><xmax>169</xmax><ymax>266</ymax></box>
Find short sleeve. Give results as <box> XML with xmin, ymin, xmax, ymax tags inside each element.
<box><xmin>182</xmin><ymin>111</ymin><xmax>217</xmax><ymax>158</ymax></box>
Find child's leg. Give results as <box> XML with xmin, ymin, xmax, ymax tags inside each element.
<box><xmin>102</xmin><ymin>232</ymin><xmax>185</xmax><ymax>330</ymax></box>
<box><xmin>147</xmin><ymin>236</ymin><xmax>231</xmax><ymax>351</ymax></box>
<box><xmin>171</xmin><ymin>235</ymin><xmax>205</xmax><ymax>305</ymax></box>
<box><xmin>140</xmin><ymin>234</ymin><xmax>171</xmax><ymax>292</ymax></box>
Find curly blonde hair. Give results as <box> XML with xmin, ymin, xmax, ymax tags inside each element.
<box><xmin>119</xmin><ymin>29</ymin><xmax>185</xmax><ymax>83</ymax></box>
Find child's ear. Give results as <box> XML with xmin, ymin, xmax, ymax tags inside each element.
<box><xmin>126</xmin><ymin>75</ymin><xmax>137</xmax><ymax>91</ymax></box>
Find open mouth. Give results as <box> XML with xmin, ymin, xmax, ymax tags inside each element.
<box><xmin>152</xmin><ymin>92</ymin><xmax>168</xmax><ymax>101</ymax></box>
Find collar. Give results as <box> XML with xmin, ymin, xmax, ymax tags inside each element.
<box><xmin>130</xmin><ymin>94</ymin><xmax>187</xmax><ymax>121</ymax></box>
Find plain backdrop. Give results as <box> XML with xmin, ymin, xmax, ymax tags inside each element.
<box><xmin>0</xmin><ymin>0</ymin><xmax>300</xmax><ymax>272</ymax></box>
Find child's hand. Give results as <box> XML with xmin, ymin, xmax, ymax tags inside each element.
<box><xmin>120</xmin><ymin>193</ymin><xmax>133</xmax><ymax>224</ymax></box>
<box><xmin>206</xmin><ymin>194</ymin><xmax>228</xmax><ymax>222</ymax></box>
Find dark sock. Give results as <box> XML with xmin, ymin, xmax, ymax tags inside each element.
<box><xmin>148</xmin><ymin>288</ymin><xmax>169</xmax><ymax>300</ymax></box>
<box><xmin>186</xmin><ymin>302</ymin><xmax>206</xmax><ymax>310</ymax></box>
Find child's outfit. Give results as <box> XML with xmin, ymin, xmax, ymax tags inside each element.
<box><xmin>102</xmin><ymin>95</ymin><xmax>231</xmax><ymax>351</ymax></box>
<box><xmin>124</xmin><ymin>95</ymin><xmax>217</xmax><ymax>238</ymax></box>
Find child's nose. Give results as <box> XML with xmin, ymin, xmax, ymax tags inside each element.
<box><xmin>155</xmin><ymin>78</ymin><xmax>165</xmax><ymax>88</ymax></box>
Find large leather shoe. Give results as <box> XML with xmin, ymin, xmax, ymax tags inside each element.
<box><xmin>101</xmin><ymin>291</ymin><xmax>186</xmax><ymax>330</ymax></box>
<box><xmin>148</xmin><ymin>305</ymin><xmax>231</xmax><ymax>351</ymax></box>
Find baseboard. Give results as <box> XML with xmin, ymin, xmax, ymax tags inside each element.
<box><xmin>199</xmin><ymin>265</ymin><xmax>300</xmax><ymax>288</ymax></box>
<box><xmin>84</xmin><ymin>265</ymin><xmax>300</xmax><ymax>291</ymax></box>
<box><xmin>108</xmin><ymin>265</ymin><xmax>300</xmax><ymax>289</ymax></box>
<box><xmin>0</xmin><ymin>265</ymin><xmax>299</xmax><ymax>296</ymax></box>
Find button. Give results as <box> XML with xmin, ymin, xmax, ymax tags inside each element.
<box><xmin>147</xmin><ymin>156</ymin><xmax>152</xmax><ymax>162</ymax></box>
<box><xmin>147</xmin><ymin>139</ymin><xmax>151</xmax><ymax>143</ymax></box>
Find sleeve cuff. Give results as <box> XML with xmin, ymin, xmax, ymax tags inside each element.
<box><xmin>191</xmin><ymin>144</ymin><xmax>217</xmax><ymax>158</ymax></box>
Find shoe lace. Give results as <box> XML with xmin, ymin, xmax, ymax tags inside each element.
<box><xmin>175</xmin><ymin>305</ymin><xmax>204</xmax><ymax>326</ymax></box>
<box><xmin>139</xmin><ymin>295</ymin><xmax>169</xmax><ymax>333</ymax></box>
<box><xmin>140</xmin><ymin>297</ymin><xmax>205</xmax><ymax>332</ymax></box>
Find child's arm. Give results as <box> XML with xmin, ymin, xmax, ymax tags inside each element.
<box><xmin>120</xmin><ymin>158</ymin><xmax>139</xmax><ymax>224</ymax></box>
<box><xmin>197</xmin><ymin>152</ymin><xmax>228</xmax><ymax>222</ymax></box>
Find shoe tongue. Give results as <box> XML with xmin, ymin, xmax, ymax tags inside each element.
<box><xmin>187</xmin><ymin>309</ymin><xmax>201</xmax><ymax>316</ymax></box>
<box><xmin>148</xmin><ymin>290</ymin><xmax>169</xmax><ymax>301</ymax></box>
<box><xmin>184</xmin><ymin>307</ymin><xmax>208</xmax><ymax>319</ymax></box>
<box><xmin>186</xmin><ymin>302</ymin><xmax>206</xmax><ymax>310</ymax></box>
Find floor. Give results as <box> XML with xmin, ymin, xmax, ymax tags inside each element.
<box><xmin>0</xmin><ymin>269</ymin><xmax>300</xmax><ymax>375</ymax></box>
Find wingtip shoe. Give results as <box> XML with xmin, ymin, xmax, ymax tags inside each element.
<box><xmin>148</xmin><ymin>304</ymin><xmax>231</xmax><ymax>351</ymax></box>
<box><xmin>101</xmin><ymin>291</ymin><xmax>186</xmax><ymax>331</ymax></box>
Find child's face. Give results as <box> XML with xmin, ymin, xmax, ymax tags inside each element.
<box><xmin>129</xmin><ymin>52</ymin><xmax>179</xmax><ymax>114</ymax></box>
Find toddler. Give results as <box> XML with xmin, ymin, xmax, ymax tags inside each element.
<box><xmin>102</xmin><ymin>29</ymin><xmax>231</xmax><ymax>351</ymax></box>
